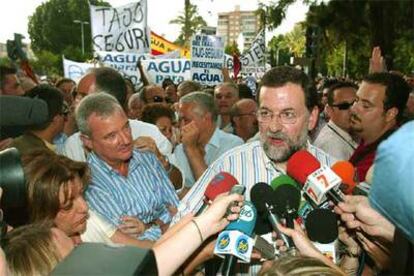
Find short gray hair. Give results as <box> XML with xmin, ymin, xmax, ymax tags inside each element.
<box><xmin>76</xmin><ymin>93</ymin><xmax>123</xmax><ymax>136</ymax></box>
<box><xmin>214</xmin><ymin>82</ymin><xmax>239</xmax><ymax>98</ymax></box>
<box><xmin>180</xmin><ymin>91</ymin><xmax>218</xmax><ymax>121</ymax></box>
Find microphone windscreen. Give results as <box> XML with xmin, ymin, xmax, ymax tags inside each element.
<box><xmin>273</xmin><ymin>184</ymin><xmax>301</xmax><ymax>215</ymax></box>
<box><xmin>270</xmin><ymin>174</ymin><xmax>301</xmax><ymax>191</ymax></box>
<box><xmin>226</xmin><ymin>201</ymin><xmax>257</xmax><ymax>236</ymax></box>
<box><xmin>250</xmin><ymin>182</ymin><xmax>277</xmax><ymax>213</ymax></box>
<box><xmin>286</xmin><ymin>150</ymin><xmax>320</xmax><ymax>185</ymax></box>
<box><xmin>254</xmin><ymin>212</ymin><xmax>273</xmax><ymax>235</ymax></box>
<box><xmin>305</xmin><ymin>209</ymin><xmax>338</xmax><ymax>243</ymax></box>
<box><xmin>204</xmin><ymin>172</ymin><xmax>238</xmax><ymax>201</ymax></box>
<box><xmin>331</xmin><ymin>161</ymin><xmax>357</xmax><ymax>195</ymax></box>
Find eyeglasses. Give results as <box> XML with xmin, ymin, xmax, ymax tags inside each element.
<box><xmin>256</xmin><ymin>109</ymin><xmax>298</xmax><ymax>124</ymax></box>
<box><xmin>152</xmin><ymin>96</ymin><xmax>166</xmax><ymax>103</ymax></box>
<box><xmin>331</xmin><ymin>101</ymin><xmax>355</xmax><ymax>110</ymax></box>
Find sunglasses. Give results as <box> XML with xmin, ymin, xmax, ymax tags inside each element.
<box><xmin>331</xmin><ymin>101</ymin><xmax>355</xmax><ymax>110</ymax></box>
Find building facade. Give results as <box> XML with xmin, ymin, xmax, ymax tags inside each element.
<box><xmin>216</xmin><ymin>5</ymin><xmax>261</xmax><ymax>50</ymax></box>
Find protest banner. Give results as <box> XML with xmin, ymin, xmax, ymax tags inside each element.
<box><xmin>96</xmin><ymin>51</ymin><xmax>151</xmax><ymax>89</ymax></box>
<box><xmin>240</xmin><ymin>29</ymin><xmax>265</xmax><ymax>67</ymax></box>
<box><xmin>191</xmin><ymin>34</ymin><xmax>224</xmax><ymax>86</ymax></box>
<box><xmin>63</xmin><ymin>57</ymin><xmax>96</xmax><ymax>82</ymax></box>
<box><xmin>151</xmin><ymin>31</ymin><xmax>190</xmax><ymax>59</ymax></box>
<box><xmin>141</xmin><ymin>58</ymin><xmax>191</xmax><ymax>84</ymax></box>
<box><xmin>90</xmin><ymin>0</ymin><xmax>150</xmax><ymax>53</ymax></box>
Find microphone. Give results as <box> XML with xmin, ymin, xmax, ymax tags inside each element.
<box><xmin>305</xmin><ymin>208</ymin><xmax>340</xmax><ymax>263</ymax></box>
<box><xmin>270</xmin><ymin>174</ymin><xmax>301</xmax><ymax>192</ymax></box>
<box><xmin>250</xmin><ymin>183</ymin><xmax>293</xmax><ymax>250</ymax></box>
<box><xmin>0</xmin><ymin>95</ymin><xmax>48</xmax><ymax>126</ymax></box>
<box><xmin>196</xmin><ymin>172</ymin><xmax>238</xmax><ymax>216</ymax></box>
<box><xmin>214</xmin><ymin>201</ymin><xmax>257</xmax><ymax>276</ymax></box>
<box><xmin>287</xmin><ymin>150</ymin><xmax>343</xmax><ymax>206</ymax></box>
<box><xmin>272</xmin><ymin>184</ymin><xmax>301</xmax><ymax>228</ymax></box>
<box><xmin>331</xmin><ymin>161</ymin><xmax>357</xmax><ymax>195</ymax></box>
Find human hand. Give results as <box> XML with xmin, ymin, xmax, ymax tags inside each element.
<box><xmin>118</xmin><ymin>216</ymin><xmax>147</xmax><ymax>236</ymax></box>
<box><xmin>134</xmin><ymin>136</ymin><xmax>160</xmax><ymax>155</ymax></box>
<box><xmin>195</xmin><ymin>193</ymin><xmax>243</xmax><ymax>240</ymax></box>
<box><xmin>356</xmin><ymin>232</ymin><xmax>391</xmax><ymax>271</ymax></box>
<box><xmin>181</xmin><ymin>121</ymin><xmax>200</xmax><ymax>148</ymax></box>
<box><xmin>334</xmin><ymin>195</ymin><xmax>395</xmax><ymax>242</ymax></box>
<box><xmin>369</xmin><ymin>46</ymin><xmax>386</xmax><ymax>73</ymax></box>
<box><xmin>338</xmin><ymin>226</ymin><xmax>361</xmax><ymax>256</ymax></box>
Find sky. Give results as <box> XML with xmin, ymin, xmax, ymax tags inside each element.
<box><xmin>0</xmin><ymin>0</ymin><xmax>308</xmax><ymax>44</ymax></box>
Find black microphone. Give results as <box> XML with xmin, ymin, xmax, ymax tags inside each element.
<box><xmin>305</xmin><ymin>208</ymin><xmax>340</xmax><ymax>263</ymax></box>
<box><xmin>250</xmin><ymin>183</ymin><xmax>293</xmax><ymax>250</ymax></box>
<box><xmin>272</xmin><ymin>183</ymin><xmax>301</xmax><ymax>229</ymax></box>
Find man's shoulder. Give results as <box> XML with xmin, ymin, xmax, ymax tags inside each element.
<box><xmin>308</xmin><ymin>143</ymin><xmax>337</xmax><ymax>166</ymax></box>
<box><xmin>11</xmin><ymin>133</ymin><xmax>47</xmax><ymax>154</ymax></box>
<box><xmin>216</xmin><ymin>128</ymin><xmax>244</xmax><ymax>145</ymax></box>
<box><xmin>129</xmin><ymin>119</ymin><xmax>159</xmax><ymax>137</ymax></box>
<box><xmin>213</xmin><ymin>140</ymin><xmax>262</xmax><ymax>162</ymax></box>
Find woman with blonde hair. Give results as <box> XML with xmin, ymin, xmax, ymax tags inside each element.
<box><xmin>3</xmin><ymin>224</ymin><xmax>74</xmax><ymax>276</ymax></box>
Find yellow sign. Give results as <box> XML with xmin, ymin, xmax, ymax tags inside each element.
<box><xmin>150</xmin><ymin>31</ymin><xmax>190</xmax><ymax>59</ymax></box>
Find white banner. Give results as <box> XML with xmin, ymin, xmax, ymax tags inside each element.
<box><xmin>240</xmin><ymin>29</ymin><xmax>265</xmax><ymax>67</ymax></box>
<box><xmin>97</xmin><ymin>51</ymin><xmax>151</xmax><ymax>89</ymax></box>
<box><xmin>63</xmin><ymin>57</ymin><xmax>96</xmax><ymax>82</ymax></box>
<box><xmin>141</xmin><ymin>59</ymin><xmax>191</xmax><ymax>85</ymax></box>
<box><xmin>190</xmin><ymin>34</ymin><xmax>224</xmax><ymax>86</ymax></box>
<box><xmin>90</xmin><ymin>0</ymin><xmax>150</xmax><ymax>53</ymax></box>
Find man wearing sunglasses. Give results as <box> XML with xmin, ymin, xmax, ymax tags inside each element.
<box><xmin>314</xmin><ymin>81</ymin><xmax>359</xmax><ymax>160</ymax></box>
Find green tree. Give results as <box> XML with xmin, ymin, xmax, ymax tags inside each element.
<box><xmin>170</xmin><ymin>0</ymin><xmax>207</xmax><ymax>48</ymax></box>
<box><xmin>224</xmin><ymin>41</ymin><xmax>240</xmax><ymax>56</ymax></box>
<box><xmin>27</xmin><ymin>0</ymin><xmax>109</xmax><ymax>76</ymax></box>
<box><xmin>279</xmin><ymin>23</ymin><xmax>306</xmax><ymax>58</ymax></box>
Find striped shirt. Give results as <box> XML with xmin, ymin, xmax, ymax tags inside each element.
<box><xmin>172</xmin><ymin>140</ymin><xmax>335</xmax><ymax>275</ymax></box>
<box><xmin>85</xmin><ymin>150</ymin><xmax>179</xmax><ymax>241</ymax></box>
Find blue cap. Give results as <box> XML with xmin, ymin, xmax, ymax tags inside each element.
<box><xmin>369</xmin><ymin>121</ymin><xmax>414</xmax><ymax>242</ymax></box>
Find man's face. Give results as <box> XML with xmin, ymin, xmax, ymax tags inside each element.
<box><xmin>54</xmin><ymin>176</ymin><xmax>89</xmax><ymax>237</ymax></box>
<box><xmin>233</xmin><ymin>100</ymin><xmax>258</xmax><ymax>140</ymax></box>
<box><xmin>165</xmin><ymin>84</ymin><xmax>178</xmax><ymax>103</ymax></box>
<box><xmin>215</xmin><ymin>86</ymin><xmax>238</xmax><ymax>115</ymax></box>
<box><xmin>146</xmin><ymin>86</ymin><xmax>166</xmax><ymax>103</ymax></box>
<box><xmin>350</xmin><ymin>82</ymin><xmax>388</xmax><ymax>141</ymax></box>
<box><xmin>74</xmin><ymin>74</ymin><xmax>96</xmax><ymax>107</ymax></box>
<box><xmin>83</xmin><ymin>109</ymin><xmax>133</xmax><ymax>166</ymax></box>
<box><xmin>327</xmin><ymin>87</ymin><xmax>356</xmax><ymax>131</ymax></box>
<box><xmin>258</xmin><ymin>83</ymin><xmax>318</xmax><ymax>163</ymax></box>
<box><xmin>2</xmin><ymin>74</ymin><xmax>24</xmax><ymax>96</ymax></box>
<box><xmin>178</xmin><ymin>102</ymin><xmax>204</xmax><ymax>129</ymax></box>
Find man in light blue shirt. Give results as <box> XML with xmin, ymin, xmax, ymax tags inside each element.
<box><xmin>171</xmin><ymin>92</ymin><xmax>243</xmax><ymax>196</ymax></box>
<box><xmin>76</xmin><ymin>93</ymin><xmax>179</xmax><ymax>241</ymax></box>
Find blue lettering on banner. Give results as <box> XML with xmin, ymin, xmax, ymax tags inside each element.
<box><xmin>192</xmin><ymin>73</ymin><xmax>221</xmax><ymax>82</ymax></box>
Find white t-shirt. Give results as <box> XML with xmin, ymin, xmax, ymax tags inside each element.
<box><xmin>62</xmin><ymin>119</ymin><xmax>172</xmax><ymax>162</ymax></box>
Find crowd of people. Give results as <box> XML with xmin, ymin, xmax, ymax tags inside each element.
<box><xmin>0</xmin><ymin>44</ymin><xmax>413</xmax><ymax>275</ymax></box>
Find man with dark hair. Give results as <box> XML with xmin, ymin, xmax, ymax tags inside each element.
<box><xmin>10</xmin><ymin>84</ymin><xmax>67</xmax><ymax>156</ymax></box>
<box><xmin>314</xmin><ymin>81</ymin><xmax>358</xmax><ymax>160</ymax></box>
<box><xmin>173</xmin><ymin>66</ymin><xmax>334</xmax><ymax>274</ymax></box>
<box><xmin>0</xmin><ymin>65</ymin><xmax>24</xmax><ymax>96</ymax></box>
<box><xmin>349</xmin><ymin>72</ymin><xmax>411</xmax><ymax>181</ymax></box>
<box><xmin>141</xmin><ymin>84</ymin><xmax>167</xmax><ymax>104</ymax></box>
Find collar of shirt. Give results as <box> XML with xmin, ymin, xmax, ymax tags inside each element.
<box><xmin>88</xmin><ymin>150</ymin><xmax>141</xmax><ymax>176</ymax></box>
<box><xmin>327</xmin><ymin>120</ymin><xmax>357</xmax><ymax>146</ymax></box>
<box><xmin>205</xmin><ymin>127</ymin><xmax>221</xmax><ymax>151</ymax></box>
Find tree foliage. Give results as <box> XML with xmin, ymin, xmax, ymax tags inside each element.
<box><xmin>262</xmin><ymin>0</ymin><xmax>414</xmax><ymax>77</ymax></box>
<box><xmin>170</xmin><ymin>0</ymin><xmax>207</xmax><ymax>48</ymax></box>
<box><xmin>27</xmin><ymin>0</ymin><xmax>109</xmax><ymax>76</ymax></box>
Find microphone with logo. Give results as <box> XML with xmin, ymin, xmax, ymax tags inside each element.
<box><xmin>214</xmin><ymin>201</ymin><xmax>257</xmax><ymax>276</ymax></box>
<box><xmin>250</xmin><ymin>183</ymin><xmax>295</xmax><ymax>253</ymax></box>
<box><xmin>305</xmin><ymin>208</ymin><xmax>340</xmax><ymax>264</ymax></box>
<box><xmin>287</xmin><ymin>150</ymin><xmax>344</xmax><ymax>206</ymax></box>
<box><xmin>195</xmin><ymin>172</ymin><xmax>239</xmax><ymax>216</ymax></box>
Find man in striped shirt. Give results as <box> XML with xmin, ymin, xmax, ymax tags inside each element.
<box><xmin>173</xmin><ymin>66</ymin><xmax>335</xmax><ymax>274</ymax></box>
<box><xmin>76</xmin><ymin>93</ymin><xmax>179</xmax><ymax>241</ymax></box>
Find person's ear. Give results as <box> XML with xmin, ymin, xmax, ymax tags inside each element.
<box><xmin>385</xmin><ymin>107</ymin><xmax>398</xmax><ymax>123</ymax></box>
<box><xmin>308</xmin><ymin>106</ymin><xmax>319</xmax><ymax>131</ymax></box>
<box><xmin>80</xmin><ymin>134</ymin><xmax>93</xmax><ymax>150</ymax></box>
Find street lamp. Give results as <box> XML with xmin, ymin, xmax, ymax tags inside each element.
<box><xmin>73</xmin><ymin>20</ymin><xmax>89</xmax><ymax>55</ymax></box>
